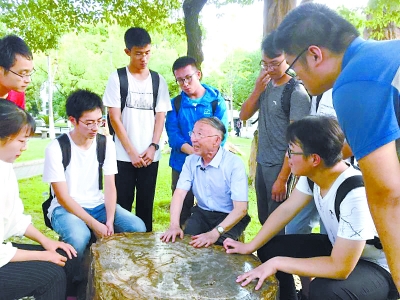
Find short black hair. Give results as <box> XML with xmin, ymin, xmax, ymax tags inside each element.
<box><xmin>0</xmin><ymin>35</ymin><xmax>33</xmax><ymax>70</ymax></box>
<box><xmin>261</xmin><ymin>30</ymin><xmax>282</xmax><ymax>59</ymax></box>
<box><xmin>286</xmin><ymin>115</ymin><xmax>344</xmax><ymax>167</ymax></box>
<box><xmin>66</xmin><ymin>89</ymin><xmax>104</xmax><ymax>121</ymax></box>
<box><xmin>124</xmin><ymin>27</ymin><xmax>151</xmax><ymax>49</ymax></box>
<box><xmin>197</xmin><ymin>117</ymin><xmax>226</xmax><ymax>140</ymax></box>
<box><xmin>0</xmin><ymin>99</ymin><xmax>35</xmax><ymax>142</ymax></box>
<box><xmin>274</xmin><ymin>3</ymin><xmax>359</xmax><ymax>55</ymax></box>
<box><xmin>172</xmin><ymin>56</ymin><xmax>199</xmax><ymax>73</ymax></box>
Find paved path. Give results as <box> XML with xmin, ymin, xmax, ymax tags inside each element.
<box><xmin>13</xmin><ymin>159</ymin><xmax>44</xmax><ymax>180</ymax></box>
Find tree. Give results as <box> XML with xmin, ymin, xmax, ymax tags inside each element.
<box><xmin>338</xmin><ymin>0</ymin><xmax>400</xmax><ymax>40</ymax></box>
<box><xmin>263</xmin><ymin>0</ymin><xmax>296</xmax><ymax>35</ymax></box>
<box><xmin>0</xmin><ymin>0</ymin><xmax>182</xmax><ymax>52</ymax></box>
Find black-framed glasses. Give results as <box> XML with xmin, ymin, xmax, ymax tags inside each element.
<box><xmin>176</xmin><ymin>72</ymin><xmax>197</xmax><ymax>85</ymax></box>
<box><xmin>260</xmin><ymin>58</ymin><xmax>285</xmax><ymax>70</ymax></box>
<box><xmin>285</xmin><ymin>47</ymin><xmax>309</xmax><ymax>76</ymax></box>
<box><xmin>7</xmin><ymin>68</ymin><xmax>36</xmax><ymax>79</ymax></box>
<box><xmin>189</xmin><ymin>131</ymin><xmax>218</xmax><ymax>140</ymax></box>
<box><xmin>287</xmin><ymin>145</ymin><xmax>304</xmax><ymax>159</ymax></box>
<box><xmin>79</xmin><ymin>119</ymin><xmax>105</xmax><ymax>129</ymax></box>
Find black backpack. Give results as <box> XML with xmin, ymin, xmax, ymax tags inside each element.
<box><xmin>107</xmin><ymin>67</ymin><xmax>160</xmax><ymax>136</ymax></box>
<box><xmin>172</xmin><ymin>94</ymin><xmax>218</xmax><ymax>116</ymax></box>
<box><xmin>41</xmin><ymin>133</ymin><xmax>107</xmax><ymax>230</ymax></box>
<box><xmin>307</xmin><ymin>173</ymin><xmax>382</xmax><ymax>249</ymax></box>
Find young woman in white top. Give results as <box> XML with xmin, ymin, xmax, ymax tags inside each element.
<box><xmin>0</xmin><ymin>99</ymin><xmax>77</xmax><ymax>300</ymax></box>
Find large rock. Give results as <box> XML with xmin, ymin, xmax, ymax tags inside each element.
<box><xmin>88</xmin><ymin>232</ymin><xmax>279</xmax><ymax>299</ymax></box>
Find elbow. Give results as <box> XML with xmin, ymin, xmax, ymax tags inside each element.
<box><xmin>335</xmin><ymin>267</ymin><xmax>353</xmax><ymax>280</ymax></box>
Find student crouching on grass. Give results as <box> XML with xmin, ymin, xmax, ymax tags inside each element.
<box><xmin>0</xmin><ymin>99</ymin><xmax>77</xmax><ymax>300</ymax></box>
<box><xmin>223</xmin><ymin>116</ymin><xmax>398</xmax><ymax>300</ymax></box>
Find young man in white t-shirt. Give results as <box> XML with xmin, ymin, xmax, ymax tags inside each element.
<box><xmin>103</xmin><ymin>27</ymin><xmax>171</xmax><ymax>232</ymax></box>
<box><xmin>43</xmin><ymin>90</ymin><xmax>146</xmax><ymax>263</ymax></box>
<box><xmin>223</xmin><ymin>116</ymin><xmax>398</xmax><ymax>300</ymax></box>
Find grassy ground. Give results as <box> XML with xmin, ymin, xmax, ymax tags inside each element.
<box><xmin>14</xmin><ymin>135</ymin><xmax>262</xmax><ymax>243</ymax></box>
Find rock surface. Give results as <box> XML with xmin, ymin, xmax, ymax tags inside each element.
<box><xmin>88</xmin><ymin>232</ymin><xmax>279</xmax><ymax>299</ymax></box>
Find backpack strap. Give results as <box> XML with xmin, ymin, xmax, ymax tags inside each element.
<box><xmin>211</xmin><ymin>100</ymin><xmax>218</xmax><ymax>115</ymax></box>
<box><xmin>96</xmin><ymin>134</ymin><xmax>107</xmax><ymax>190</ymax></box>
<box><xmin>42</xmin><ymin>133</ymin><xmax>71</xmax><ymax>230</ymax></box>
<box><xmin>57</xmin><ymin>133</ymin><xmax>71</xmax><ymax>171</ymax></box>
<box><xmin>150</xmin><ymin>70</ymin><xmax>160</xmax><ymax>115</ymax></box>
<box><xmin>307</xmin><ymin>177</ymin><xmax>314</xmax><ymax>192</ymax></box>
<box><xmin>173</xmin><ymin>94</ymin><xmax>182</xmax><ymax>115</ymax></box>
<box><xmin>334</xmin><ymin>175</ymin><xmax>364</xmax><ymax>222</ymax></box>
<box><xmin>117</xmin><ymin>67</ymin><xmax>129</xmax><ymax>114</ymax></box>
<box><xmin>315</xmin><ymin>94</ymin><xmax>323</xmax><ymax>112</ymax></box>
<box><xmin>281</xmin><ymin>77</ymin><xmax>298</xmax><ymax>119</ymax></box>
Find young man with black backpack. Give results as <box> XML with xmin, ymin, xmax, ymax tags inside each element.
<box><xmin>224</xmin><ymin>116</ymin><xmax>398</xmax><ymax>300</ymax></box>
<box><xmin>240</xmin><ymin>31</ymin><xmax>310</xmax><ymax>232</ymax></box>
<box><xmin>103</xmin><ymin>27</ymin><xmax>171</xmax><ymax>232</ymax></box>
<box><xmin>165</xmin><ymin>56</ymin><xmax>228</xmax><ymax>228</ymax></box>
<box><xmin>43</xmin><ymin>90</ymin><xmax>146</xmax><ymax>265</ymax></box>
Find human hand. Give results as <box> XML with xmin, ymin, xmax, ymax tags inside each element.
<box><xmin>105</xmin><ymin>220</ymin><xmax>114</xmax><ymax>236</ymax></box>
<box><xmin>43</xmin><ymin>250</ymin><xmax>70</xmax><ymax>267</ymax></box>
<box><xmin>255</xmin><ymin>69</ymin><xmax>271</xmax><ymax>93</ymax></box>
<box><xmin>130</xmin><ymin>152</ymin><xmax>146</xmax><ymax>168</ymax></box>
<box><xmin>223</xmin><ymin>238</ymin><xmax>251</xmax><ymax>254</ymax></box>
<box><xmin>236</xmin><ymin>260</ymin><xmax>277</xmax><ymax>291</ymax></box>
<box><xmin>160</xmin><ymin>226</ymin><xmax>184</xmax><ymax>243</ymax></box>
<box><xmin>189</xmin><ymin>230</ymin><xmax>219</xmax><ymax>248</ymax></box>
<box><xmin>42</xmin><ymin>238</ymin><xmax>77</xmax><ymax>260</ymax></box>
<box><xmin>141</xmin><ymin>147</ymin><xmax>156</xmax><ymax>167</ymax></box>
<box><xmin>91</xmin><ymin>221</ymin><xmax>109</xmax><ymax>238</ymax></box>
<box><xmin>271</xmin><ymin>178</ymin><xmax>287</xmax><ymax>202</ymax></box>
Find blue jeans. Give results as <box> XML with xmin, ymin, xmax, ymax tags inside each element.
<box><xmin>286</xmin><ymin>199</ymin><xmax>327</xmax><ymax>234</ymax></box>
<box><xmin>51</xmin><ymin>204</ymin><xmax>146</xmax><ymax>258</ymax></box>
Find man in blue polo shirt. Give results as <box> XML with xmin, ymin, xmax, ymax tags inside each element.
<box><xmin>274</xmin><ymin>3</ymin><xmax>400</xmax><ymax>293</ymax></box>
<box><xmin>166</xmin><ymin>56</ymin><xmax>228</xmax><ymax>229</ymax></box>
<box><xmin>161</xmin><ymin>117</ymin><xmax>250</xmax><ymax>248</ymax></box>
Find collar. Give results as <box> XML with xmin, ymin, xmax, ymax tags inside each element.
<box><xmin>342</xmin><ymin>37</ymin><xmax>365</xmax><ymax>71</ymax></box>
<box><xmin>195</xmin><ymin>147</ymin><xmax>224</xmax><ymax>169</ymax></box>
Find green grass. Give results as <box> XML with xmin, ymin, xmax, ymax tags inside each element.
<box><xmin>14</xmin><ymin>136</ymin><xmax>261</xmax><ymax>244</ymax></box>
<box><xmin>15</xmin><ymin>137</ymin><xmax>51</xmax><ymax>162</ymax></box>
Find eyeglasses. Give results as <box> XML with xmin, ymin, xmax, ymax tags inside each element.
<box><xmin>260</xmin><ymin>59</ymin><xmax>285</xmax><ymax>70</ymax></box>
<box><xmin>189</xmin><ymin>131</ymin><xmax>218</xmax><ymax>140</ymax></box>
<box><xmin>287</xmin><ymin>145</ymin><xmax>304</xmax><ymax>159</ymax></box>
<box><xmin>7</xmin><ymin>68</ymin><xmax>36</xmax><ymax>79</ymax></box>
<box><xmin>79</xmin><ymin>119</ymin><xmax>105</xmax><ymax>129</ymax></box>
<box><xmin>176</xmin><ymin>72</ymin><xmax>197</xmax><ymax>85</ymax></box>
<box><xmin>285</xmin><ymin>47</ymin><xmax>309</xmax><ymax>76</ymax></box>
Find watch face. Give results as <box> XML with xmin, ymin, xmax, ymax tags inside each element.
<box><xmin>217</xmin><ymin>226</ymin><xmax>224</xmax><ymax>234</ymax></box>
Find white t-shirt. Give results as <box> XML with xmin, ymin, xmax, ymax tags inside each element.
<box><xmin>296</xmin><ymin>166</ymin><xmax>389</xmax><ymax>271</ymax></box>
<box><xmin>103</xmin><ymin>68</ymin><xmax>172</xmax><ymax>162</ymax></box>
<box><xmin>43</xmin><ymin>134</ymin><xmax>118</xmax><ymax>220</ymax></box>
<box><xmin>0</xmin><ymin>160</ymin><xmax>31</xmax><ymax>268</ymax></box>
<box><xmin>310</xmin><ymin>89</ymin><xmax>336</xmax><ymax>117</ymax></box>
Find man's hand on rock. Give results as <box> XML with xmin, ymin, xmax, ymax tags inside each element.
<box><xmin>189</xmin><ymin>229</ymin><xmax>219</xmax><ymax>248</ymax></box>
<box><xmin>160</xmin><ymin>226</ymin><xmax>184</xmax><ymax>243</ymax></box>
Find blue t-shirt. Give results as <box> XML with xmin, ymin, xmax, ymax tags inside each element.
<box><xmin>177</xmin><ymin>147</ymin><xmax>248</xmax><ymax>213</ymax></box>
<box><xmin>333</xmin><ymin>37</ymin><xmax>400</xmax><ymax>160</ymax></box>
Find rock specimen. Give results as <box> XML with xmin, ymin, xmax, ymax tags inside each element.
<box><xmin>88</xmin><ymin>232</ymin><xmax>279</xmax><ymax>299</ymax></box>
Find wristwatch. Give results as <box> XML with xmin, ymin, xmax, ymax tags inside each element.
<box><xmin>216</xmin><ymin>226</ymin><xmax>225</xmax><ymax>235</ymax></box>
<box><xmin>149</xmin><ymin>143</ymin><xmax>159</xmax><ymax>150</ymax></box>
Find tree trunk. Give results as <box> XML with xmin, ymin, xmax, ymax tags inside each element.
<box><xmin>263</xmin><ymin>0</ymin><xmax>297</xmax><ymax>36</ymax></box>
<box><xmin>183</xmin><ymin>0</ymin><xmax>208</xmax><ymax>66</ymax></box>
<box><xmin>364</xmin><ymin>19</ymin><xmax>400</xmax><ymax>40</ymax></box>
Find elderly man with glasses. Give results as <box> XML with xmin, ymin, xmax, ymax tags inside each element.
<box><xmin>0</xmin><ymin>35</ymin><xmax>34</xmax><ymax>109</ymax></box>
<box><xmin>166</xmin><ymin>56</ymin><xmax>228</xmax><ymax>229</ymax></box>
<box><xmin>161</xmin><ymin>117</ymin><xmax>250</xmax><ymax>248</ymax></box>
<box><xmin>240</xmin><ymin>31</ymin><xmax>310</xmax><ymax>234</ymax></box>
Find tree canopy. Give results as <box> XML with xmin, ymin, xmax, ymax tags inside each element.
<box><xmin>0</xmin><ymin>0</ymin><xmax>182</xmax><ymax>52</ymax></box>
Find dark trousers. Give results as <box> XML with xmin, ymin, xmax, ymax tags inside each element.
<box><xmin>184</xmin><ymin>206</ymin><xmax>251</xmax><ymax>245</ymax></box>
<box><xmin>115</xmin><ymin>160</ymin><xmax>159</xmax><ymax>232</ymax></box>
<box><xmin>0</xmin><ymin>243</ymin><xmax>78</xmax><ymax>300</ymax></box>
<box><xmin>171</xmin><ymin>169</ymin><xmax>195</xmax><ymax>227</ymax></box>
<box><xmin>257</xmin><ymin>234</ymin><xmax>398</xmax><ymax>300</ymax></box>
